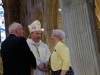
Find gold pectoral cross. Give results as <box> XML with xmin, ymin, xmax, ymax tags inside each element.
<box><xmin>36</xmin><ymin>50</ymin><xmax>39</xmax><ymax>56</ymax></box>
<box><xmin>34</xmin><ymin>45</ymin><xmax>40</xmax><ymax>57</ymax></box>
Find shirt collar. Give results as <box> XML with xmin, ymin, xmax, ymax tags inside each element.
<box><xmin>27</xmin><ymin>38</ymin><xmax>41</xmax><ymax>46</ymax></box>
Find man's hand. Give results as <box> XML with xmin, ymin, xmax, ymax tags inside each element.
<box><xmin>37</xmin><ymin>63</ymin><xmax>50</xmax><ymax>72</ymax></box>
<box><xmin>37</xmin><ymin>63</ymin><xmax>45</xmax><ymax>71</ymax></box>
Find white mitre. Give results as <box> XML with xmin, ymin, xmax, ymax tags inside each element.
<box><xmin>28</xmin><ymin>20</ymin><xmax>44</xmax><ymax>33</ymax></box>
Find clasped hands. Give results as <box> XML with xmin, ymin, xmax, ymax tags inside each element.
<box><xmin>37</xmin><ymin>63</ymin><xmax>49</xmax><ymax>72</ymax></box>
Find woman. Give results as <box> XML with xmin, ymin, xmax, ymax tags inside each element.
<box><xmin>50</xmin><ymin>29</ymin><xmax>74</xmax><ymax>75</ymax></box>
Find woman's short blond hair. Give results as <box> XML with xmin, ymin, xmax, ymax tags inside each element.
<box><xmin>52</xmin><ymin>29</ymin><xmax>65</xmax><ymax>41</ymax></box>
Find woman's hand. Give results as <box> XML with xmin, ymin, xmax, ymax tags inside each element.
<box><xmin>60</xmin><ymin>70</ymin><xmax>67</xmax><ymax>75</ymax></box>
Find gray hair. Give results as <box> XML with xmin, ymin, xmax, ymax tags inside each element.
<box><xmin>52</xmin><ymin>29</ymin><xmax>65</xmax><ymax>41</ymax></box>
<box><xmin>8</xmin><ymin>22</ymin><xmax>21</xmax><ymax>34</ymax></box>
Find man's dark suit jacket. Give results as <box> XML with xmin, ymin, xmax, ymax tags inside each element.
<box><xmin>1</xmin><ymin>34</ymin><xmax>36</xmax><ymax>75</ymax></box>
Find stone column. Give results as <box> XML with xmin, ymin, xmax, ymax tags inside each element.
<box><xmin>20</xmin><ymin>0</ymin><xmax>43</xmax><ymax>37</ymax></box>
<box><xmin>59</xmin><ymin>0</ymin><xmax>100</xmax><ymax>75</ymax></box>
<box><xmin>43</xmin><ymin>0</ymin><xmax>59</xmax><ymax>49</ymax></box>
<box><xmin>2</xmin><ymin>0</ymin><xmax>20</xmax><ymax>36</ymax></box>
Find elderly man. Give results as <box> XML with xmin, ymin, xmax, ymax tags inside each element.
<box><xmin>27</xmin><ymin>20</ymin><xmax>51</xmax><ymax>75</ymax></box>
<box><xmin>1</xmin><ymin>22</ymin><xmax>36</xmax><ymax>75</ymax></box>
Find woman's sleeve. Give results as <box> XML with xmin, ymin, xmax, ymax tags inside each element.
<box><xmin>58</xmin><ymin>45</ymin><xmax>70</xmax><ymax>70</ymax></box>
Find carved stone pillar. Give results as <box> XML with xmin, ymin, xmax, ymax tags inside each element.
<box><xmin>59</xmin><ymin>0</ymin><xmax>100</xmax><ymax>75</ymax></box>
<box><xmin>2</xmin><ymin>0</ymin><xmax>20</xmax><ymax>36</ymax></box>
<box><xmin>20</xmin><ymin>0</ymin><xmax>43</xmax><ymax>37</ymax></box>
<box><xmin>43</xmin><ymin>0</ymin><xmax>59</xmax><ymax>49</ymax></box>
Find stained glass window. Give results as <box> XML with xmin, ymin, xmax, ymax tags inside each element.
<box><xmin>0</xmin><ymin>0</ymin><xmax>5</xmax><ymax>49</ymax></box>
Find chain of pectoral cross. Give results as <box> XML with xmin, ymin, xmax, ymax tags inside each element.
<box><xmin>33</xmin><ymin>44</ymin><xmax>40</xmax><ymax>57</ymax></box>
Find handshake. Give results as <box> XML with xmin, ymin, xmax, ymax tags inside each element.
<box><xmin>37</xmin><ymin>63</ymin><xmax>50</xmax><ymax>72</ymax></box>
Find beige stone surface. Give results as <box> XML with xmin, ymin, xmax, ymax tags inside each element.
<box><xmin>59</xmin><ymin>0</ymin><xmax>100</xmax><ymax>75</ymax></box>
